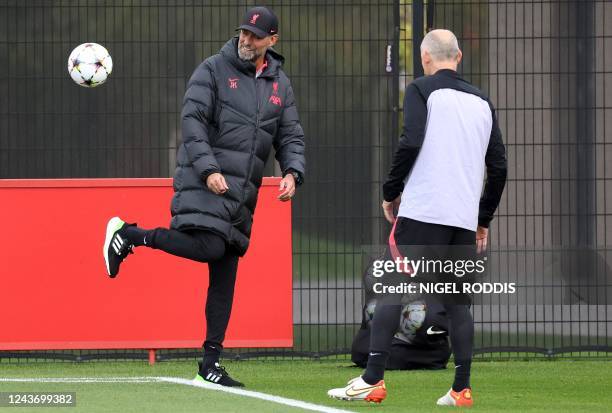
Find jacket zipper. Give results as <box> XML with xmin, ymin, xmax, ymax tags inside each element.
<box><xmin>237</xmin><ymin>75</ymin><xmax>260</xmax><ymax>212</ymax></box>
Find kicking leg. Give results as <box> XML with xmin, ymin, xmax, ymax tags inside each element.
<box><xmin>103</xmin><ymin>216</ymin><xmax>225</xmax><ymax>277</ymax></box>
<box><xmin>134</xmin><ymin>227</ymin><xmax>226</xmax><ymax>262</ymax></box>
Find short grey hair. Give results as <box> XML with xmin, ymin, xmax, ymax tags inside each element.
<box><xmin>420</xmin><ymin>30</ymin><xmax>460</xmax><ymax>61</ymax></box>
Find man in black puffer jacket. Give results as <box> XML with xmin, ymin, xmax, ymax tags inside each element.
<box><xmin>102</xmin><ymin>6</ymin><xmax>305</xmax><ymax>387</ymax></box>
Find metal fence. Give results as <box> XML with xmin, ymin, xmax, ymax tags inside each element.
<box><xmin>0</xmin><ymin>0</ymin><xmax>610</xmax><ymax>361</ymax></box>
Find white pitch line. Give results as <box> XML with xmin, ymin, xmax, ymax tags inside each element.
<box><xmin>157</xmin><ymin>377</ymin><xmax>356</xmax><ymax>413</ymax></box>
<box><xmin>0</xmin><ymin>377</ymin><xmax>160</xmax><ymax>383</ymax></box>
<box><xmin>0</xmin><ymin>377</ymin><xmax>356</xmax><ymax>413</ymax></box>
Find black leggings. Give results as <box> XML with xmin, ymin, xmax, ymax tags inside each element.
<box><xmin>145</xmin><ymin>228</ymin><xmax>227</xmax><ymax>263</ymax></box>
<box><xmin>141</xmin><ymin>227</ymin><xmax>239</xmax><ymax>349</ymax></box>
<box><xmin>368</xmin><ymin>217</ymin><xmax>475</xmax><ymax>376</ymax></box>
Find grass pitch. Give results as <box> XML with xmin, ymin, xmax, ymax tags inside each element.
<box><xmin>0</xmin><ymin>359</ymin><xmax>610</xmax><ymax>412</ymax></box>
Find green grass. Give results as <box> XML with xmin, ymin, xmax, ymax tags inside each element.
<box><xmin>0</xmin><ymin>360</ymin><xmax>611</xmax><ymax>412</ymax></box>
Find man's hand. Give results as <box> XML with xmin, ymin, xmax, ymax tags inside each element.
<box><xmin>206</xmin><ymin>172</ymin><xmax>229</xmax><ymax>195</ymax></box>
<box><xmin>382</xmin><ymin>197</ymin><xmax>401</xmax><ymax>224</ymax></box>
<box><xmin>278</xmin><ymin>173</ymin><xmax>296</xmax><ymax>202</ymax></box>
<box><xmin>476</xmin><ymin>226</ymin><xmax>488</xmax><ymax>254</ymax></box>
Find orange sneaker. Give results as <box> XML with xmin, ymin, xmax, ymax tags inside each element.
<box><xmin>436</xmin><ymin>388</ymin><xmax>473</xmax><ymax>407</ymax></box>
<box><xmin>327</xmin><ymin>376</ymin><xmax>387</xmax><ymax>403</ymax></box>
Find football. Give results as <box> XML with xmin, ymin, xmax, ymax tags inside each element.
<box><xmin>67</xmin><ymin>43</ymin><xmax>113</xmax><ymax>87</ymax></box>
<box><xmin>363</xmin><ymin>298</ymin><xmax>426</xmax><ymax>342</ymax></box>
<box><xmin>398</xmin><ymin>300</ymin><xmax>426</xmax><ymax>340</ymax></box>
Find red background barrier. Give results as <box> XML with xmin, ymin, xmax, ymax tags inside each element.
<box><xmin>0</xmin><ymin>178</ymin><xmax>292</xmax><ymax>350</ymax></box>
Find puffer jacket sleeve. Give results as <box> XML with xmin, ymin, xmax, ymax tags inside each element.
<box><xmin>181</xmin><ymin>61</ymin><xmax>220</xmax><ymax>179</ymax></box>
<box><xmin>274</xmin><ymin>82</ymin><xmax>306</xmax><ymax>182</ymax></box>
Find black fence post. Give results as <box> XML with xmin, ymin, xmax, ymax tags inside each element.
<box><xmin>412</xmin><ymin>0</ymin><xmax>425</xmax><ymax>79</ymax></box>
<box><xmin>575</xmin><ymin>1</ymin><xmax>596</xmax><ymax>249</ymax></box>
<box><xmin>391</xmin><ymin>0</ymin><xmax>401</xmax><ymax>153</ymax></box>
<box><xmin>426</xmin><ymin>0</ymin><xmax>435</xmax><ymax>32</ymax></box>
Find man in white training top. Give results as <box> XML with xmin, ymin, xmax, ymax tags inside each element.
<box><xmin>328</xmin><ymin>29</ymin><xmax>507</xmax><ymax>408</ymax></box>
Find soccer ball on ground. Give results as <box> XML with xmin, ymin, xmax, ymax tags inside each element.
<box><xmin>67</xmin><ymin>43</ymin><xmax>113</xmax><ymax>88</ymax></box>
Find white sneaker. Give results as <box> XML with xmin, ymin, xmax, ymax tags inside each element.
<box><xmin>327</xmin><ymin>376</ymin><xmax>386</xmax><ymax>403</ymax></box>
<box><xmin>436</xmin><ymin>388</ymin><xmax>473</xmax><ymax>407</ymax></box>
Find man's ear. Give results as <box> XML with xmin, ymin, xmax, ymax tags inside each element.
<box><xmin>456</xmin><ymin>49</ymin><xmax>463</xmax><ymax>64</ymax></box>
<box><xmin>269</xmin><ymin>34</ymin><xmax>279</xmax><ymax>47</ymax></box>
<box><xmin>421</xmin><ymin>50</ymin><xmax>431</xmax><ymax>65</ymax></box>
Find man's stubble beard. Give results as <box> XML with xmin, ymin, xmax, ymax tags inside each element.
<box><xmin>238</xmin><ymin>42</ymin><xmax>265</xmax><ymax>62</ymax></box>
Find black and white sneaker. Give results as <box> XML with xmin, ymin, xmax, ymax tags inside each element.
<box><xmin>103</xmin><ymin>217</ymin><xmax>133</xmax><ymax>278</ymax></box>
<box><xmin>194</xmin><ymin>361</ymin><xmax>245</xmax><ymax>387</ymax></box>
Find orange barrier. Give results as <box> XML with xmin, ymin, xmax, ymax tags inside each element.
<box><xmin>0</xmin><ymin>178</ymin><xmax>292</xmax><ymax>350</ymax></box>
